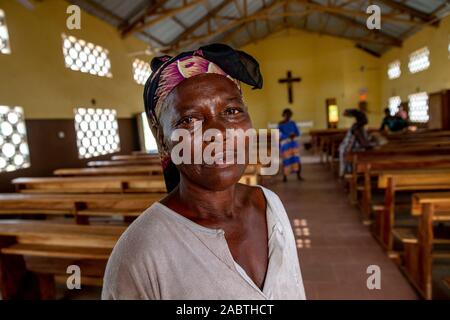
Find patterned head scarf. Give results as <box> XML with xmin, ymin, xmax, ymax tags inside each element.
<box><xmin>144</xmin><ymin>43</ymin><xmax>263</xmax><ymax>192</ymax></box>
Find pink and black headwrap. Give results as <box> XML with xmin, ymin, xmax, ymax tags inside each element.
<box><xmin>143</xmin><ymin>43</ymin><xmax>263</xmax><ymax>192</ymax></box>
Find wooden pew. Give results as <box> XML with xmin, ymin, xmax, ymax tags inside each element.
<box><xmin>54</xmin><ymin>165</ymin><xmax>163</xmax><ymax>176</ymax></box>
<box><xmin>87</xmin><ymin>158</ymin><xmax>161</xmax><ymax>167</ymax></box>
<box><xmin>374</xmin><ymin>170</ymin><xmax>450</xmax><ymax>253</ymax></box>
<box><xmin>350</xmin><ymin>154</ymin><xmax>450</xmax><ymax>218</ymax></box>
<box><xmin>393</xmin><ymin>192</ymin><xmax>450</xmax><ymax>300</ymax></box>
<box><xmin>13</xmin><ymin>173</ymin><xmax>258</xmax><ymax>195</ymax></box>
<box><xmin>310</xmin><ymin>128</ymin><xmax>348</xmax><ymax>156</ymax></box>
<box><xmin>0</xmin><ymin>220</ymin><xmax>125</xmax><ymax>299</ymax></box>
<box><xmin>12</xmin><ymin>176</ymin><xmax>167</xmax><ymax>194</ymax></box>
<box><xmin>111</xmin><ymin>154</ymin><xmax>159</xmax><ymax>161</ymax></box>
<box><xmin>0</xmin><ymin>193</ymin><xmax>162</xmax><ymax>224</ymax></box>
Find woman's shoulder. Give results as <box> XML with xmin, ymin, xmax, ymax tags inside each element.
<box><xmin>237</xmin><ymin>184</ymin><xmax>284</xmax><ymax>212</ymax></box>
<box><xmin>111</xmin><ymin>203</ymin><xmax>179</xmax><ymax>257</ymax></box>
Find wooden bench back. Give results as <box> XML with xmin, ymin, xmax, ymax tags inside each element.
<box><xmin>12</xmin><ymin>175</ymin><xmax>167</xmax><ymax>193</ymax></box>
<box><xmin>378</xmin><ymin>171</ymin><xmax>450</xmax><ymax>190</ymax></box>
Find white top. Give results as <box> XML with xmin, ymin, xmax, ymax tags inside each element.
<box><xmin>102</xmin><ymin>186</ymin><xmax>306</xmax><ymax>300</ymax></box>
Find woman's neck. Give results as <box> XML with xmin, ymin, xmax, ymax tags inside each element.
<box><xmin>176</xmin><ymin>176</ymin><xmax>238</xmax><ymax>219</ymax></box>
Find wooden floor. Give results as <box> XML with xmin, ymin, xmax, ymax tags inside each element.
<box><xmin>269</xmin><ymin>162</ymin><xmax>419</xmax><ymax>300</ymax></box>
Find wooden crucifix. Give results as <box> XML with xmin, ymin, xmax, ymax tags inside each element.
<box><xmin>278</xmin><ymin>71</ymin><xmax>301</xmax><ymax>104</ymax></box>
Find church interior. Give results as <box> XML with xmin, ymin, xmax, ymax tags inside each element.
<box><xmin>0</xmin><ymin>0</ymin><xmax>449</xmax><ymax>300</ymax></box>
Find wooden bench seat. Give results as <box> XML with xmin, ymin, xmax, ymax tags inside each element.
<box><xmin>1</xmin><ymin>243</ymin><xmax>112</xmax><ymax>260</ymax></box>
<box><xmin>12</xmin><ymin>175</ymin><xmax>167</xmax><ymax>193</ymax></box>
<box><xmin>111</xmin><ymin>154</ymin><xmax>159</xmax><ymax>161</ymax></box>
<box><xmin>0</xmin><ymin>220</ymin><xmax>124</xmax><ymax>299</ymax></box>
<box><xmin>352</xmin><ymin>156</ymin><xmax>450</xmax><ymax>221</ymax></box>
<box><xmin>54</xmin><ymin>165</ymin><xmax>163</xmax><ymax>176</ymax></box>
<box><xmin>87</xmin><ymin>159</ymin><xmax>160</xmax><ymax>167</ymax></box>
<box><xmin>374</xmin><ymin>170</ymin><xmax>450</xmax><ymax>251</ymax></box>
<box><xmin>392</xmin><ymin>193</ymin><xmax>450</xmax><ymax>299</ymax></box>
<box><xmin>0</xmin><ymin>193</ymin><xmax>162</xmax><ymax>223</ymax></box>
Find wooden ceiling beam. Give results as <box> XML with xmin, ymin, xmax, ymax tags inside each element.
<box><xmin>120</xmin><ymin>0</ymin><xmax>168</xmax><ymax>37</ymax></box>
<box><xmin>233</xmin><ymin>0</ymin><xmax>255</xmax><ymax>43</ymax></box>
<box><xmin>166</xmin><ymin>0</ymin><xmax>235</xmax><ymax>50</ymax></box>
<box><xmin>180</xmin><ymin>7</ymin><xmax>311</xmax><ymax>48</ymax></box>
<box><xmin>237</xmin><ymin>21</ymin><xmax>286</xmax><ymax>48</ymax></box>
<box><xmin>292</xmin><ymin>0</ymin><xmax>424</xmax><ymax>26</ymax></box>
<box><xmin>305</xmin><ymin>0</ymin><xmax>402</xmax><ymax>47</ymax></box>
<box><xmin>122</xmin><ymin>0</ymin><xmax>209</xmax><ymax>37</ymax></box>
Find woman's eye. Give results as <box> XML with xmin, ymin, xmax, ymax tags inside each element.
<box><xmin>179</xmin><ymin>116</ymin><xmax>196</xmax><ymax>125</ymax></box>
<box><xmin>225</xmin><ymin>107</ymin><xmax>242</xmax><ymax>115</ymax></box>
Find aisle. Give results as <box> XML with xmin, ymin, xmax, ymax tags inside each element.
<box><xmin>267</xmin><ymin>163</ymin><xmax>418</xmax><ymax>299</ymax></box>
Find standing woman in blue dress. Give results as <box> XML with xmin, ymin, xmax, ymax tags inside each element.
<box><xmin>278</xmin><ymin>108</ymin><xmax>303</xmax><ymax>182</ymax></box>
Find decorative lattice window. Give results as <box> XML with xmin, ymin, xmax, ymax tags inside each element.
<box><xmin>62</xmin><ymin>34</ymin><xmax>112</xmax><ymax>78</ymax></box>
<box><xmin>388</xmin><ymin>96</ymin><xmax>401</xmax><ymax>116</ymax></box>
<box><xmin>408</xmin><ymin>47</ymin><xmax>430</xmax><ymax>74</ymax></box>
<box><xmin>387</xmin><ymin>60</ymin><xmax>401</xmax><ymax>79</ymax></box>
<box><xmin>74</xmin><ymin>108</ymin><xmax>120</xmax><ymax>159</ymax></box>
<box><xmin>0</xmin><ymin>9</ymin><xmax>11</xmax><ymax>54</ymax></box>
<box><xmin>408</xmin><ymin>92</ymin><xmax>429</xmax><ymax>123</ymax></box>
<box><xmin>0</xmin><ymin>106</ymin><xmax>30</xmax><ymax>172</ymax></box>
<box><xmin>137</xmin><ymin>112</ymin><xmax>157</xmax><ymax>153</ymax></box>
<box><xmin>133</xmin><ymin>59</ymin><xmax>152</xmax><ymax>85</ymax></box>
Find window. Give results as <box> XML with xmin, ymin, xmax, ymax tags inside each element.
<box><xmin>0</xmin><ymin>106</ymin><xmax>30</xmax><ymax>172</ymax></box>
<box><xmin>62</xmin><ymin>34</ymin><xmax>112</xmax><ymax>77</ymax></box>
<box><xmin>74</xmin><ymin>108</ymin><xmax>120</xmax><ymax>159</ymax></box>
<box><xmin>387</xmin><ymin>60</ymin><xmax>401</xmax><ymax>79</ymax></box>
<box><xmin>137</xmin><ymin>112</ymin><xmax>157</xmax><ymax>153</ymax></box>
<box><xmin>408</xmin><ymin>47</ymin><xmax>430</xmax><ymax>73</ymax></box>
<box><xmin>133</xmin><ymin>59</ymin><xmax>152</xmax><ymax>85</ymax></box>
<box><xmin>408</xmin><ymin>92</ymin><xmax>429</xmax><ymax>123</ymax></box>
<box><xmin>0</xmin><ymin>9</ymin><xmax>11</xmax><ymax>54</ymax></box>
<box><xmin>388</xmin><ymin>96</ymin><xmax>401</xmax><ymax>116</ymax></box>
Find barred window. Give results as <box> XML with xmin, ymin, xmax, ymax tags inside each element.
<box><xmin>62</xmin><ymin>34</ymin><xmax>112</xmax><ymax>78</ymax></box>
<box><xmin>387</xmin><ymin>60</ymin><xmax>401</xmax><ymax>79</ymax></box>
<box><xmin>0</xmin><ymin>9</ymin><xmax>11</xmax><ymax>54</ymax></box>
<box><xmin>133</xmin><ymin>59</ymin><xmax>152</xmax><ymax>85</ymax></box>
<box><xmin>408</xmin><ymin>47</ymin><xmax>430</xmax><ymax>74</ymax></box>
<box><xmin>408</xmin><ymin>92</ymin><xmax>429</xmax><ymax>123</ymax></box>
<box><xmin>388</xmin><ymin>96</ymin><xmax>401</xmax><ymax>116</ymax></box>
<box><xmin>74</xmin><ymin>108</ymin><xmax>120</xmax><ymax>159</ymax></box>
<box><xmin>0</xmin><ymin>106</ymin><xmax>30</xmax><ymax>172</ymax></box>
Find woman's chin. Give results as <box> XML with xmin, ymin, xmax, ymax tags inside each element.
<box><xmin>193</xmin><ymin>164</ymin><xmax>246</xmax><ymax>190</ymax></box>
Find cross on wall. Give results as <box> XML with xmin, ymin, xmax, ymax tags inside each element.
<box><xmin>278</xmin><ymin>71</ymin><xmax>301</xmax><ymax>104</ymax></box>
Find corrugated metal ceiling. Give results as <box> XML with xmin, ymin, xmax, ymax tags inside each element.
<box><xmin>68</xmin><ymin>0</ymin><xmax>450</xmax><ymax>57</ymax></box>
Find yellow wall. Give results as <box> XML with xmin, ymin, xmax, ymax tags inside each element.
<box><xmin>2</xmin><ymin>0</ymin><xmax>448</xmax><ymax>128</ymax></box>
<box><xmin>241</xmin><ymin>28</ymin><xmax>382</xmax><ymax>130</ymax></box>
<box><xmin>380</xmin><ymin>16</ymin><xmax>450</xmax><ymax>107</ymax></box>
<box><xmin>0</xmin><ymin>0</ymin><xmax>148</xmax><ymax>119</ymax></box>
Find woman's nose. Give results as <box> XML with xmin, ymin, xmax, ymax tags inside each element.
<box><xmin>203</xmin><ymin>119</ymin><xmax>226</xmax><ymax>142</ymax></box>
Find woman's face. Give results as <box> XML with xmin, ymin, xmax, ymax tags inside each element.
<box><xmin>159</xmin><ymin>73</ymin><xmax>253</xmax><ymax>191</ymax></box>
<box><xmin>283</xmin><ymin>110</ymin><xmax>292</xmax><ymax>121</ymax></box>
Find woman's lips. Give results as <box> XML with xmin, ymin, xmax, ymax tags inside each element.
<box><xmin>202</xmin><ymin>151</ymin><xmax>238</xmax><ymax>168</ymax></box>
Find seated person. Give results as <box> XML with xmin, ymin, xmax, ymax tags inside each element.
<box><xmin>339</xmin><ymin>108</ymin><xmax>374</xmax><ymax>177</ymax></box>
<box><xmin>380</xmin><ymin>108</ymin><xmax>408</xmax><ymax>133</ymax></box>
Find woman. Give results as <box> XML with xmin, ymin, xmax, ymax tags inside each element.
<box><xmin>338</xmin><ymin>108</ymin><xmax>373</xmax><ymax>177</ymax></box>
<box><xmin>278</xmin><ymin>108</ymin><xmax>302</xmax><ymax>182</ymax></box>
<box><xmin>102</xmin><ymin>44</ymin><xmax>305</xmax><ymax>300</ymax></box>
